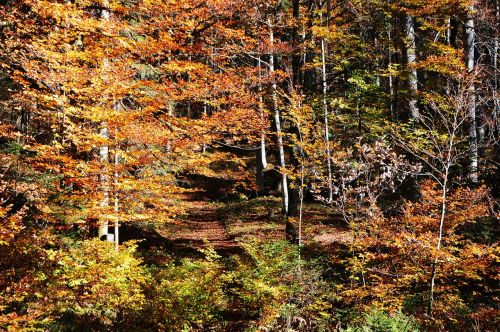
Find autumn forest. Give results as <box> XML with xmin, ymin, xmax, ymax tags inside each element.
<box><xmin>0</xmin><ymin>0</ymin><xmax>499</xmax><ymax>331</ymax></box>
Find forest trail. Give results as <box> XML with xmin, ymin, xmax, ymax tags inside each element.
<box><xmin>155</xmin><ymin>191</ymin><xmax>241</xmax><ymax>254</ymax></box>
<box><xmin>121</xmin><ymin>173</ymin><xmax>353</xmax><ymax>257</ymax></box>
<box><xmin>119</xmin><ymin>175</ymin><xmax>244</xmax><ymax>257</ymax></box>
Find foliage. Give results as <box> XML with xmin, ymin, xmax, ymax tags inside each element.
<box><xmin>231</xmin><ymin>240</ymin><xmax>336</xmax><ymax>331</ymax></box>
<box><xmin>45</xmin><ymin>239</ymin><xmax>148</xmax><ymax>330</ymax></box>
<box><xmin>144</xmin><ymin>248</ymin><xmax>229</xmax><ymax>331</ymax></box>
<box><xmin>342</xmin><ymin>181</ymin><xmax>498</xmax><ymax>330</ymax></box>
<box><xmin>0</xmin><ymin>0</ymin><xmax>498</xmax><ymax>330</ymax></box>
<box><xmin>341</xmin><ymin>309</ymin><xmax>420</xmax><ymax>332</ymax></box>
<box><xmin>1</xmin><ymin>238</ymin><xmax>148</xmax><ymax>331</ymax></box>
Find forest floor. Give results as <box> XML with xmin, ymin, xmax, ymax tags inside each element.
<box><xmin>155</xmin><ymin>191</ymin><xmax>241</xmax><ymax>254</ymax></box>
<box><xmin>142</xmin><ymin>174</ymin><xmax>352</xmax><ymax>259</ymax></box>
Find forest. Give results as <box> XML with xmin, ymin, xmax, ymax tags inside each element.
<box><xmin>0</xmin><ymin>0</ymin><xmax>499</xmax><ymax>331</ymax></box>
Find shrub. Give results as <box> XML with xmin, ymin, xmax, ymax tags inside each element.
<box><xmin>145</xmin><ymin>248</ymin><xmax>229</xmax><ymax>331</ymax></box>
<box><xmin>342</xmin><ymin>309</ymin><xmax>419</xmax><ymax>332</ymax></box>
<box><xmin>44</xmin><ymin>239</ymin><xmax>148</xmax><ymax>330</ymax></box>
<box><xmin>231</xmin><ymin>240</ymin><xmax>336</xmax><ymax>331</ymax></box>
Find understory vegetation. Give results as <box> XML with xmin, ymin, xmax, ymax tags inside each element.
<box><xmin>0</xmin><ymin>233</ymin><xmax>423</xmax><ymax>331</ymax></box>
<box><xmin>1</xmin><ymin>0</ymin><xmax>499</xmax><ymax>330</ymax></box>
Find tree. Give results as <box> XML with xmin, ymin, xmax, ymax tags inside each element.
<box><xmin>465</xmin><ymin>4</ymin><xmax>479</xmax><ymax>183</ymax></box>
<box><xmin>404</xmin><ymin>12</ymin><xmax>420</xmax><ymax>119</ymax></box>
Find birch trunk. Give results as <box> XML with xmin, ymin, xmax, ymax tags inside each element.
<box><xmin>404</xmin><ymin>14</ymin><xmax>420</xmax><ymax>119</ymax></box>
<box><xmin>98</xmin><ymin>125</ymin><xmax>111</xmax><ymax>241</ymax></box>
<box><xmin>256</xmin><ymin>56</ymin><xmax>267</xmax><ymax>194</ymax></box>
<box><xmin>466</xmin><ymin>6</ymin><xmax>478</xmax><ymax>183</ymax></box>
<box><xmin>428</xmin><ymin>168</ymin><xmax>449</xmax><ymax>314</ymax></box>
<box><xmin>269</xmin><ymin>17</ymin><xmax>289</xmax><ymax>214</ymax></box>
<box><xmin>429</xmin><ymin>116</ymin><xmax>457</xmax><ymax>313</ymax></box>
<box><xmin>98</xmin><ymin>2</ymin><xmax>113</xmax><ymax>241</ymax></box>
<box><xmin>113</xmin><ymin>149</ymin><xmax>119</xmax><ymax>250</ymax></box>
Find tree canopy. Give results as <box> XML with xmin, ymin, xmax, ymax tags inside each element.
<box><xmin>0</xmin><ymin>0</ymin><xmax>498</xmax><ymax>330</ymax></box>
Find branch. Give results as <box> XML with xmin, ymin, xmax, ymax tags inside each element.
<box><xmin>211</xmin><ymin>140</ymin><xmax>259</xmax><ymax>152</ymax></box>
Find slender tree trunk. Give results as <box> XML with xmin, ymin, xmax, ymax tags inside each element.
<box><xmin>446</xmin><ymin>17</ymin><xmax>452</xmax><ymax>96</ymax></box>
<box><xmin>429</xmin><ymin>168</ymin><xmax>448</xmax><ymax>314</ymax></box>
<box><xmin>388</xmin><ymin>30</ymin><xmax>395</xmax><ymax>118</ymax></box>
<box><xmin>320</xmin><ymin>0</ymin><xmax>333</xmax><ymax>203</ymax></box>
<box><xmin>296</xmin><ymin>121</ymin><xmax>306</xmax><ymax>262</ymax></box>
<box><xmin>114</xmin><ymin>148</ymin><xmax>119</xmax><ymax>250</ymax></box>
<box><xmin>98</xmin><ymin>124</ymin><xmax>111</xmax><ymax>241</ymax></box>
<box><xmin>260</xmin><ymin>135</ymin><xmax>267</xmax><ymax>170</ymax></box>
<box><xmin>429</xmin><ymin>126</ymin><xmax>456</xmax><ymax>313</ymax></box>
<box><xmin>256</xmin><ymin>55</ymin><xmax>268</xmax><ymax>194</ymax></box>
<box><xmin>98</xmin><ymin>2</ymin><xmax>113</xmax><ymax>241</ymax></box>
<box><xmin>256</xmin><ymin>140</ymin><xmax>266</xmax><ymax>194</ymax></box>
<box><xmin>404</xmin><ymin>14</ymin><xmax>420</xmax><ymax>119</ymax></box>
<box><xmin>494</xmin><ymin>0</ymin><xmax>499</xmax><ymax>126</ymax></box>
<box><xmin>286</xmin><ymin>4</ymin><xmax>303</xmax><ymax>242</ymax></box>
<box><xmin>269</xmin><ymin>17</ymin><xmax>289</xmax><ymax>214</ymax></box>
<box><xmin>466</xmin><ymin>6</ymin><xmax>479</xmax><ymax>183</ymax></box>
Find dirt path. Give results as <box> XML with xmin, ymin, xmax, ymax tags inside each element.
<box><xmin>155</xmin><ymin>192</ymin><xmax>240</xmax><ymax>254</ymax></box>
<box><xmin>121</xmin><ymin>173</ymin><xmax>351</xmax><ymax>258</ymax></box>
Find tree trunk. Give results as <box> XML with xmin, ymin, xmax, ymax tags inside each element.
<box><xmin>466</xmin><ymin>6</ymin><xmax>478</xmax><ymax>183</ymax></box>
<box><xmin>269</xmin><ymin>17</ymin><xmax>289</xmax><ymax>214</ymax></box>
<box><xmin>98</xmin><ymin>2</ymin><xmax>113</xmax><ymax>242</ymax></box>
<box><xmin>113</xmin><ymin>148</ymin><xmax>119</xmax><ymax>250</ymax></box>
<box><xmin>320</xmin><ymin>0</ymin><xmax>333</xmax><ymax>203</ymax></box>
<box><xmin>429</xmin><ymin>124</ymin><xmax>456</xmax><ymax>313</ymax></box>
<box><xmin>494</xmin><ymin>0</ymin><xmax>499</xmax><ymax>129</ymax></box>
<box><xmin>256</xmin><ymin>138</ymin><xmax>267</xmax><ymax>194</ymax></box>
<box><xmin>404</xmin><ymin>13</ymin><xmax>420</xmax><ymax>119</ymax></box>
<box><xmin>256</xmin><ymin>55</ymin><xmax>268</xmax><ymax>194</ymax></box>
<box><xmin>98</xmin><ymin>124</ymin><xmax>111</xmax><ymax>241</ymax></box>
<box><xmin>428</xmin><ymin>168</ymin><xmax>448</xmax><ymax>314</ymax></box>
<box><xmin>388</xmin><ymin>30</ymin><xmax>395</xmax><ymax>118</ymax></box>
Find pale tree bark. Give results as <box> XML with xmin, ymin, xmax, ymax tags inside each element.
<box><xmin>429</xmin><ymin>166</ymin><xmax>449</xmax><ymax>313</ymax></box>
<box><xmin>466</xmin><ymin>5</ymin><xmax>479</xmax><ymax>183</ymax></box>
<box><xmin>256</xmin><ymin>55</ymin><xmax>268</xmax><ymax>194</ymax></box>
<box><xmin>427</xmin><ymin>102</ymin><xmax>461</xmax><ymax>313</ymax></box>
<box><xmin>256</xmin><ymin>137</ymin><xmax>267</xmax><ymax>194</ymax></box>
<box><xmin>98</xmin><ymin>124</ymin><xmax>111</xmax><ymax>241</ymax></box>
<box><xmin>320</xmin><ymin>0</ymin><xmax>333</xmax><ymax>203</ymax></box>
<box><xmin>268</xmin><ymin>17</ymin><xmax>289</xmax><ymax>214</ymax></box>
<box><xmin>98</xmin><ymin>2</ymin><xmax>113</xmax><ymax>241</ymax></box>
<box><xmin>113</xmin><ymin>148</ymin><xmax>119</xmax><ymax>250</ymax></box>
<box><xmin>404</xmin><ymin>13</ymin><xmax>420</xmax><ymax>119</ymax></box>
